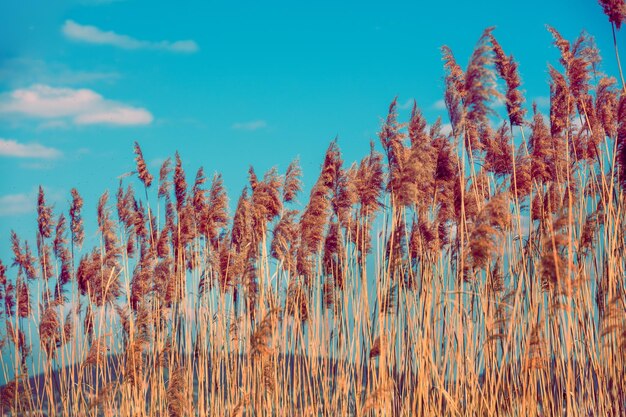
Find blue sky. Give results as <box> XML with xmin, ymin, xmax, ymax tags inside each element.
<box><xmin>0</xmin><ymin>0</ymin><xmax>619</xmax><ymax>258</ymax></box>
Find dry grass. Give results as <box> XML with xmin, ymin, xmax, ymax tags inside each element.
<box><xmin>1</xmin><ymin>14</ymin><xmax>626</xmax><ymax>417</ymax></box>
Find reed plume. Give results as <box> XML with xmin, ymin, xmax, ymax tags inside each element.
<box><xmin>70</xmin><ymin>188</ymin><xmax>84</xmax><ymax>250</ymax></box>
<box><xmin>83</xmin><ymin>336</ymin><xmax>108</xmax><ymax>368</ymax></box>
<box><xmin>472</xmin><ymin>192</ymin><xmax>511</xmax><ymax>269</ymax></box>
<box><xmin>283</xmin><ymin>157</ymin><xmax>302</xmax><ymax>203</ymax></box>
<box><xmin>285</xmin><ymin>281</ymin><xmax>308</xmax><ymax>322</ymax></box>
<box><xmin>174</xmin><ymin>152</ymin><xmax>188</xmax><ymax>211</ymax></box>
<box><xmin>353</xmin><ymin>141</ymin><xmax>384</xmax><ymax>218</ymax></box>
<box><xmin>463</xmin><ymin>28</ymin><xmax>500</xmax><ymax>153</ymax></box>
<box><xmin>380</xmin><ymin>98</ymin><xmax>419</xmax><ymax>206</ymax></box>
<box><xmin>210</xmin><ymin>235</ymin><xmax>238</xmax><ymax>292</ymax></box>
<box><xmin>596</xmin><ymin>76</ymin><xmax>619</xmax><ymax>138</ymax></box>
<box><xmin>203</xmin><ymin>173</ymin><xmax>229</xmax><ymax>248</ymax></box>
<box><xmin>134</xmin><ymin>141</ymin><xmax>153</xmax><ymax>188</ymax></box>
<box><xmin>484</xmin><ymin>121</ymin><xmax>514</xmax><ymax>177</ymax></box>
<box><xmin>16</xmin><ymin>280</ymin><xmax>30</xmax><ymax>319</ymax></box>
<box><xmin>158</xmin><ymin>157</ymin><xmax>173</xmax><ymax>199</ymax></box>
<box><xmin>231</xmin><ymin>188</ymin><xmax>252</xmax><ymax>253</ymax></box>
<box><xmin>489</xmin><ymin>32</ymin><xmax>526</xmax><ymax>126</ymax></box>
<box><xmin>539</xmin><ymin>214</ymin><xmax>570</xmax><ymax>295</ymax></box>
<box><xmin>167</xmin><ymin>367</ymin><xmax>188</xmax><ymax>417</ymax></box>
<box><xmin>549</xmin><ymin>66</ymin><xmax>571</xmax><ymax>143</ymax></box>
<box><xmin>39</xmin><ymin>304</ymin><xmax>60</xmax><ymax>357</ymax></box>
<box><xmin>271</xmin><ymin>209</ymin><xmax>299</xmax><ymax>274</ymax></box>
<box><xmin>369</xmin><ymin>335</ymin><xmax>386</xmax><ymax>359</ymax></box>
<box><xmin>37</xmin><ymin>186</ymin><xmax>53</xmax><ymax>240</ymax></box>
<box><xmin>442</xmin><ymin>45</ymin><xmax>466</xmax><ymax>137</ymax></box>
<box><xmin>250</xmin><ymin>308</ymin><xmax>280</xmax><ymax>357</ymax></box>
<box><xmin>408</xmin><ymin>103</ymin><xmax>437</xmax><ymax>212</ymax></box>
<box><xmin>548</xmin><ymin>26</ymin><xmax>600</xmax><ymax>127</ymax></box>
<box><xmin>299</xmin><ymin>141</ymin><xmax>340</xmax><ymax>262</ymax></box>
<box><xmin>11</xmin><ymin>231</ymin><xmax>37</xmax><ymax>281</ymax></box>
<box><xmin>76</xmin><ymin>248</ymin><xmax>121</xmax><ymax>307</ymax></box>
<box><xmin>249</xmin><ymin>166</ymin><xmax>282</xmax><ymax>246</ymax></box>
<box><xmin>529</xmin><ymin>104</ymin><xmax>553</xmax><ymax>184</ymax></box>
<box><xmin>598</xmin><ymin>0</ymin><xmax>626</xmax><ymax>29</ymax></box>
<box><xmin>3</xmin><ymin>281</ymin><xmax>16</xmax><ymax>322</ymax></box>
<box><xmin>323</xmin><ymin>220</ymin><xmax>345</xmax><ymax>289</ymax></box>
<box><xmin>191</xmin><ymin>167</ymin><xmax>207</xmax><ymax>218</ymax></box>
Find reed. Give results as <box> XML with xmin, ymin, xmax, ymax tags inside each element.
<box><xmin>1</xmin><ymin>11</ymin><xmax>626</xmax><ymax>416</ymax></box>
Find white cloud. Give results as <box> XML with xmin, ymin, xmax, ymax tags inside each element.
<box><xmin>0</xmin><ymin>193</ymin><xmax>35</xmax><ymax>216</ymax></box>
<box><xmin>19</xmin><ymin>162</ymin><xmax>55</xmax><ymax>170</ymax></box>
<box><xmin>232</xmin><ymin>120</ymin><xmax>267</xmax><ymax>131</ymax></box>
<box><xmin>433</xmin><ymin>99</ymin><xmax>446</xmax><ymax>110</ymax></box>
<box><xmin>0</xmin><ymin>58</ymin><xmax>119</xmax><ymax>88</ymax></box>
<box><xmin>149</xmin><ymin>157</ymin><xmax>167</xmax><ymax>168</ymax></box>
<box><xmin>0</xmin><ymin>188</ymin><xmax>64</xmax><ymax>216</ymax></box>
<box><xmin>74</xmin><ymin>107</ymin><xmax>152</xmax><ymax>125</ymax></box>
<box><xmin>493</xmin><ymin>96</ymin><xmax>506</xmax><ymax>108</ymax></box>
<box><xmin>440</xmin><ymin>123</ymin><xmax>453</xmax><ymax>136</ymax></box>
<box><xmin>62</xmin><ymin>20</ymin><xmax>198</xmax><ymax>53</ymax></box>
<box><xmin>0</xmin><ymin>139</ymin><xmax>62</xmax><ymax>159</ymax></box>
<box><xmin>0</xmin><ymin>84</ymin><xmax>153</xmax><ymax>126</ymax></box>
<box><xmin>397</xmin><ymin>98</ymin><xmax>414</xmax><ymax>110</ymax></box>
<box><xmin>534</xmin><ymin>96</ymin><xmax>550</xmax><ymax>109</ymax></box>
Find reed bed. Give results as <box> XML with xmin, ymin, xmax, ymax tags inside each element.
<box><xmin>1</xmin><ymin>7</ymin><xmax>626</xmax><ymax>416</ymax></box>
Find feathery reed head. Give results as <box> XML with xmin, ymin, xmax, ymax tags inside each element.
<box><xmin>167</xmin><ymin>367</ymin><xmax>188</xmax><ymax>417</ymax></box>
<box><xmin>174</xmin><ymin>151</ymin><xmax>187</xmax><ymax>211</ymax></box>
<box><xmin>283</xmin><ymin>157</ymin><xmax>302</xmax><ymax>203</ymax></box>
<box><xmin>442</xmin><ymin>45</ymin><xmax>466</xmax><ymax>137</ymax></box>
<box><xmin>70</xmin><ymin>188</ymin><xmax>84</xmax><ymax>249</ymax></box>
<box><xmin>489</xmin><ymin>31</ymin><xmax>526</xmax><ymax>126</ymax></box>
<box><xmin>133</xmin><ymin>142</ymin><xmax>153</xmax><ymax>188</ymax></box>
<box><xmin>158</xmin><ymin>157</ymin><xmax>173</xmax><ymax>198</ymax></box>
<box><xmin>598</xmin><ymin>0</ymin><xmax>626</xmax><ymax>29</ymax></box>
<box><xmin>37</xmin><ymin>186</ymin><xmax>54</xmax><ymax>239</ymax></box>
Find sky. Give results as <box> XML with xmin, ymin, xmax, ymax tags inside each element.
<box><xmin>0</xmin><ymin>0</ymin><xmax>620</xmax><ymax>261</ymax></box>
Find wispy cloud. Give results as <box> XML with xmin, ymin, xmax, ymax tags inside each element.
<box><xmin>19</xmin><ymin>162</ymin><xmax>56</xmax><ymax>170</ymax></box>
<box><xmin>62</xmin><ymin>20</ymin><xmax>198</xmax><ymax>53</ymax></box>
<box><xmin>232</xmin><ymin>120</ymin><xmax>267</xmax><ymax>131</ymax></box>
<box><xmin>149</xmin><ymin>157</ymin><xmax>167</xmax><ymax>169</ymax></box>
<box><xmin>440</xmin><ymin>123</ymin><xmax>453</xmax><ymax>136</ymax></box>
<box><xmin>0</xmin><ymin>58</ymin><xmax>119</xmax><ymax>88</ymax></box>
<box><xmin>0</xmin><ymin>138</ymin><xmax>62</xmax><ymax>159</ymax></box>
<box><xmin>433</xmin><ymin>99</ymin><xmax>446</xmax><ymax>110</ymax></box>
<box><xmin>533</xmin><ymin>96</ymin><xmax>550</xmax><ymax>109</ymax></box>
<box><xmin>0</xmin><ymin>193</ymin><xmax>36</xmax><ymax>216</ymax></box>
<box><xmin>0</xmin><ymin>187</ymin><xmax>64</xmax><ymax>216</ymax></box>
<box><xmin>0</xmin><ymin>84</ymin><xmax>153</xmax><ymax>126</ymax></box>
<box><xmin>397</xmin><ymin>98</ymin><xmax>414</xmax><ymax>110</ymax></box>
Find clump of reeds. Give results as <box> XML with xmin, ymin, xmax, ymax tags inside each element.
<box><xmin>1</xmin><ymin>12</ymin><xmax>626</xmax><ymax>417</ymax></box>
